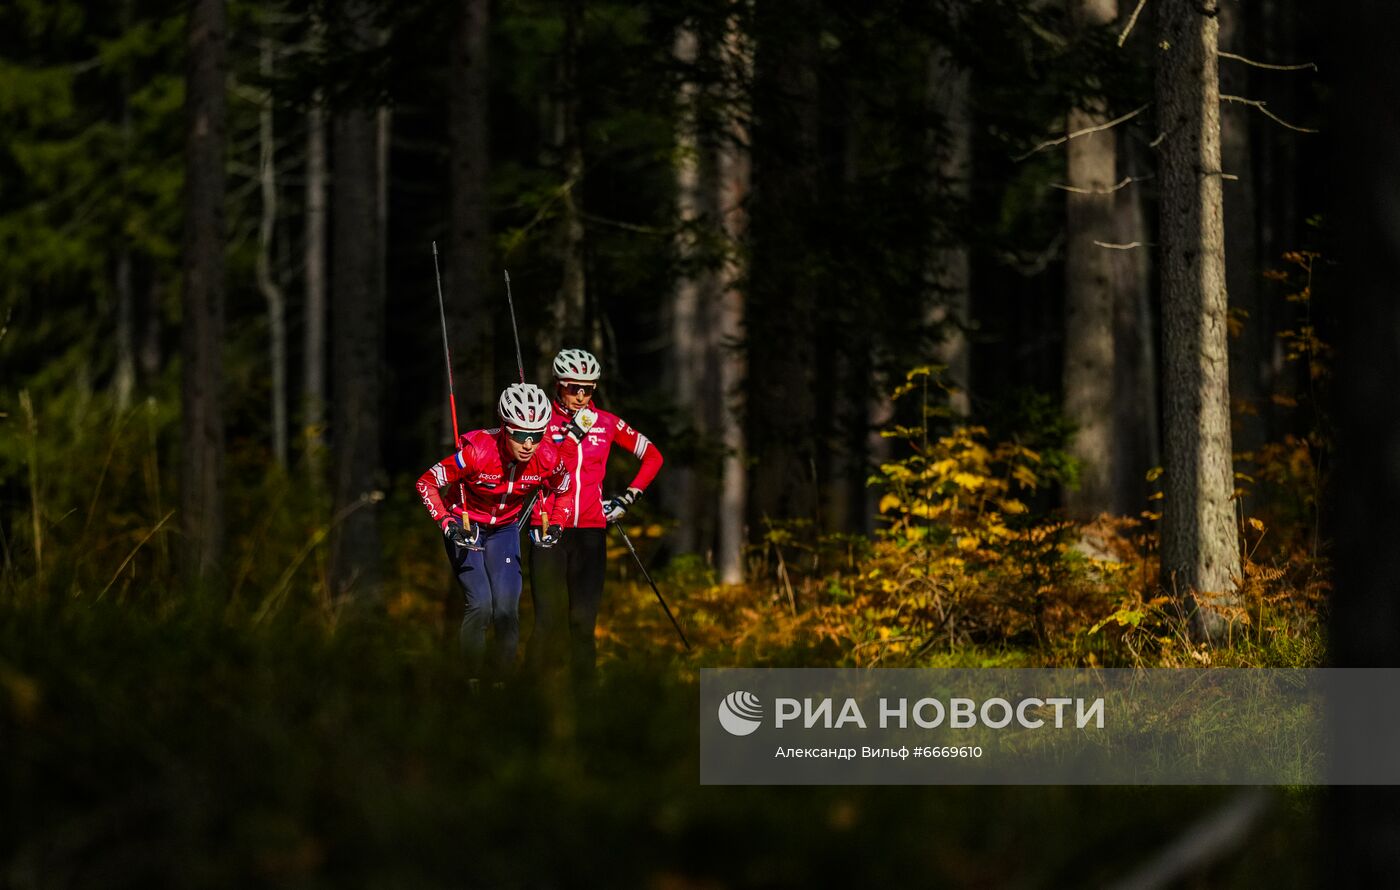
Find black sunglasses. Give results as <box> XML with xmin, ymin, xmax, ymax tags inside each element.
<box><xmin>561</xmin><ymin>383</ymin><xmax>596</xmax><ymax>397</ymax></box>
<box><xmin>506</xmin><ymin>428</ymin><xmax>543</xmax><ymax>445</ymax></box>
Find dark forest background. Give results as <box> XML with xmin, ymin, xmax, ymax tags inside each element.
<box><xmin>0</xmin><ymin>0</ymin><xmax>1328</xmax><ymax>584</ymax></box>
<box><xmin>4</xmin><ymin>0</ymin><xmax>1399</xmax><ymax>885</ymax></box>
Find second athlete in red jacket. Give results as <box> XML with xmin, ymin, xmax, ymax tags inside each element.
<box><xmin>527</xmin><ymin>348</ymin><xmax>663</xmax><ymax>681</ymax></box>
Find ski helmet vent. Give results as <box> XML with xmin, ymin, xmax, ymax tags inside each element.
<box><xmin>498</xmin><ymin>383</ymin><xmax>551</xmax><ymax>431</ymax></box>
<box><xmin>552</xmin><ymin>348</ymin><xmax>601</xmax><ymax>382</ymax></box>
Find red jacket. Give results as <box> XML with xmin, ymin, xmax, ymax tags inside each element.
<box><xmin>533</xmin><ymin>399</ymin><xmax>663</xmax><ymax>528</ymax></box>
<box><xmin>416</xmin><ymin>428</ymin><xmax>572</xmax><ymax>529</ymax></box>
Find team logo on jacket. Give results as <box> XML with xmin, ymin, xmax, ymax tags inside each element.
<box><xmin>576</xmin><ymin>408</ymin><xmax>598</xmax><ymax>431</ymax></box>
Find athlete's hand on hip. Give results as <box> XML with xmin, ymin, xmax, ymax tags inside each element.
<box><xmin>530</xmin><ymin>524</ymin><xmax>564</xmax><ymax>549</ymax></box>
<box><xmin>603</xmin><ymin>487</ymin><xmax>642</xmax><ymax>522</ymax></box>
<box><xmin>444</xmin><ymin>518</ymin><xmax>483</xmax><ymax>552</ymax></box>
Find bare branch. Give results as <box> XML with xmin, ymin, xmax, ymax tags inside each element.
<box><xmin>1014</xmin><ymin>104</ymin><xmax>1150</xmax><ymax>162</ymax></box>
<box><xmin>1219</xmin><ymin>51</ymin><xmax>1317</xmax><ymax>72</ymax></box>
<box><xmin>1118</xmin><ymin>0</ymin><xmax>1149</xmax><ymax>47</ymax></box>
<box><xmin>1050</xmin><ymin>175</ymin><xmax>1153</xmax><ymax>195</ymax></box>
<box><xmin>579</xmin><ymin>211</ymin><xmax>673</xmax><ymax>236</ymax></box>
<box><xmin>1220</xmin><ymin>94</ymin><xmax>1319</xmax><ymax>133</ymax></box>
<box><xmin>1094</xmin><ymin>240</ymin><xmax>1152</xmax><ymax>250</ymax></box>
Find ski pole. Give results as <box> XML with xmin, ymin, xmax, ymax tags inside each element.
<box><xmin>503</xmin><ymin>270</ymin><xmax>525</xmax><ymax>385</ymax></box>
<box><xmin>610</xmin><ymin>520</ymin><xmax>691</xmax><ymax>651</ymax></box>
<box><xmin>432</xmin><ymin>243</ymin><xmax>460</xmax><ymax>442</ymax></box>
<box><xmin>431</xmin><ymin>242</ymin><xmax>467</xmax><ymax>509</ymax></box>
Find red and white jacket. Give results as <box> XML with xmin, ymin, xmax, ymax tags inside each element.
<box><xmin>532</xmin><ymin>399</ymin><xmax>663</xmax><ymax>529</ymax></box>
<box><xmin>416</xmin><ymin>428</ymin><xmax>572</xmax><ymax>529</ymax></box>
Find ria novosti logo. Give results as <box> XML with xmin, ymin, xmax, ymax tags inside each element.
<box><xmin>717</xmin><ymin>691</ymin><xmax>764</xmax><ymax>736</ymax></box>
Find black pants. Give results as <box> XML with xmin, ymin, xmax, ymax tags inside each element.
<box><xmin>527</xmin><ymin>527</ymin><xmax>606</xmax><ymax>682</ymax></box>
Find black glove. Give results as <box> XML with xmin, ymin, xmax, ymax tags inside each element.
<box><xmin>530</xmin><ymin>524</ymin><xmax>564</xmax><ymax>549</ymax></box>
<box><xmin>603</xmin><ymin>487</ymin><xmax>641</xmax><ymax>522</ymax></box>
<box><xmin>562</xmin><ymin>418</ymin><xmax>587</xmax><ymax>443</ymax></box>
<box><xmin>444</xmin><ymin>518</ymin><xmax>482</xmax><ymax>552</ymax></box>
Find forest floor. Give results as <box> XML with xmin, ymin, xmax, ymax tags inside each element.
<box><xmin>1</xmin><ymin>531</ymin><xmax>1327</xmax><ymax>887</ymax></box>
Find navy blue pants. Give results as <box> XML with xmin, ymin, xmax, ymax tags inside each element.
<box><xmin>445</xmin><ymin>521</ymin><xmax>524</xmax><ymax>678</ymax></box>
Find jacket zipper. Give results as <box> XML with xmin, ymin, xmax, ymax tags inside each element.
<box><xmin>494</xmin><ymin>463</ymin><xmax>517</xmax><ymax>525</ymax></box>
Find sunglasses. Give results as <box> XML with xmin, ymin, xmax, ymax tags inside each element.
<box><xmin>506</xmin><ymin>428</ymin><xmax>543</xmax><ymax>445</ymax></box>
<box><xmin>561</xmin><ymin>383</ymin><xmax>596</xmax><ymax>397</ymax></box>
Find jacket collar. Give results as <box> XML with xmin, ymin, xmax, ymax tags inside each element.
<box><xmin>553</xmin><ymin>397</ymin><xmax>593</xmax><ymax>417</ymax></box>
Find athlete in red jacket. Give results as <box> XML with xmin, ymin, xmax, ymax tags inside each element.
<box><xmin>527</xmin><ymin>348</ymin><xmax>663</xmax><ymax>681</ymax></box>
<box><xmin>417</xmin><ymin>383</ymin><xmax>570</xmax><ymax>678</ymax></box>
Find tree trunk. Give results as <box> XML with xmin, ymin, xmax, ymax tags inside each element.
<box><xmin>669</xmin><ymin>24</ymin><xmax>712</xmax><ymax>555</ymax></box>
<box><xmin>927</xmin><ymin>42</ymin><xmax>972</xmax><ymax>417</ymax></box>
<box><xmin>448</xmin><ymin>0</ymin><xmax>493</xmax><ymax>426</ymax></box>
<box><xmin>115</xmin><ymin>249</ymin><xmax>136</xmax><ymax>411</ymax></box>
<box><xmin>1155</xmin><ymin>0</ymin><xmax>1241</xmax><ymax>640</ymax></box>
<box><xmin>303</xmin><ymin>99</ymin><xmax>327</xmax><ymax>455</ymax></box>
<box><xmin>1219</xmin><ymin>0</ymin><xmax>1264</xmax><ymax>460</ymax></box>
<box><xmin>181</xmin><ymin>0</ymin><xmax>228</xmax><ymax>589</ymax></box>
<box><xmin>329</xmin><ymin>1</ymin><xmax>385</xmax><ymax>599</ymax></box>
<box><xmin>747</xmin><ymin>0</ymin><xmax>819</xmax><ymax>526</ymax></box>
<box><xmin>716</xmin><ymin>9</ymin><xmax>751</xmax><ymax>585</ymax></box>
<box><xmin>257</xmin><ymin>36</ymin><xmax>288</xmax><ymax>467</ymax></box>
<box><xmin>1063</xmin><ymin>0</ymin><xmax>1118</xmax><ymax>518</ymax></box>
<box><xmin>541</xmin><ymin>0</ymin><xmax>588</xmax><ymax>376</ymax></box>
<box><xmin>834</xmin><ymin>90</ymin><xmax>868</xmax><ymax>535</ymax></box>
<box><xmin>1328</xmin><ymin>2</ymin><xmax>1400</xmax><ymax>878</ymax></box>
<box><xmin>1111</xmin><ymin>134</ymin><xmax>1158</xmax><ymax>514</ymax></box>
<box><xmin>115</xmin><ymin>10</ymin><xmax>136</xmax><ymax>412</ymax></box>
<box><xmin>140</xmin><ymin>277</ymin><xmax>163</xmax><ymax>382</ymax></box>
<box><xmin>1255</xmin><ymin>0</ymin><xmax>1299</xmax><ymax>442</ymax></box>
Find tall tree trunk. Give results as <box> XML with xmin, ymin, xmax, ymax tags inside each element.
<box><xmin>329</xmin><ymin>1</ymin><xmax>385</xmax><ymax>599</ymax></box>
<box><xmin>257</xmin><ymin>36</ymin><xmax>288</xmax><ymax>467</ymax></box>
<box><xmin>115</xmin><ymin>5</ymin><xmax>136</xmax><ymax>412</ymax></box>
<box><xmin>303</xmin><ymin>98</ymin><xmax>327</xmax><ymax>455</ymax></box>
<box><xmin>1111</xmin><ymin>135</ymin><xmax>1158</xmax><ymax>514</ymax></box>
<box><xmin>448</xmin><ymin>0</ymin><xmax>493</xmax><ymax>426</ymax></box>
<box><xmin>1255</xmin><ymin>0</ymin><xmax>1298</xmax><ymax>442</ymax></box>
<box><xmin>181</xmin><ymin>0</ymin><xmax>228</xmax><ymax>588</ymax></box>
<box><xmin>140</xmin><ymin>277</ymin><xmax>163</xmax><ymax>382</ymax></box>
<box><xmin>836</xmin><ymin>92</ymin><xmax>868</xmax><ymax>534</ymax></box>
<box><xmin>716</xmin><ymin>9</ymin><xmax>751</xmax><ymax>584</ymax></box>
<box><xmin>115</xmin><ymin>251</ymin><xmax>136</xmax><ymax>410</ymax></box>
<box><xmin>927</xmin><ymin>42</ymin><xmax>972</xmax><ymax>417</ymax></box>
<box><xmin>1063</xmin><ymin>0</ymin><xmax>1118</xmax><ymax>518</ymax></box>
<box><xmin>748</xmin><ymin>0</ymin><xmax>819</xmax><ymax>526</ymax></box>
<box><xmin>1155</xmin><ymin>0</ymin><xmax>1241</xmax><ymax>641</ymax></box>
<box><xmin>1328</xmin><ymin>1</ymin><xmax>1400</xmax><ymax>878</ymax></box>
<box><xmin>1219</xmin><ymin>0</ymin><xmax>1264</xmax><ymax>461</ymax></box>
<box><xmin>377</xmin><ymin>104</ymin><xmax>391</xmax><ymax>309</ymax></box>
<box><xmin>541</xmin><ymin>0</ymin><xmax>588</xmax><ymax>376</ymax></box>
<box><xmin>669</xmin><ymin>24</ymin><xmax>711</xmax><ymax>555</ymax></box>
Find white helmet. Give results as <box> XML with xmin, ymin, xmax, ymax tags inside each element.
<box><xmin>497</xmin><ymin>383</ymin><xmax>551</xmax><ymax>431</ymax></box>
<box><xmin>552</xmin><ymin>348</ymin><xmax>601</xmax><ymax>382</ymax></box>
